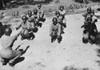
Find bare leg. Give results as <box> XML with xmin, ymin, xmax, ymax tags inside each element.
<box><xmin>9</xmin><ymin>50</ymin><xmax>22</xmax><ymax>66</ymax></box>
<box><xmin>9</xmin><ymin>46</ymin><xmax>30</xmax><ymax>66</ymax></box>
<box><xmin>15</xmin><ymin>45</ymin><xmax>21</xmax><ymax>50</ymax></box>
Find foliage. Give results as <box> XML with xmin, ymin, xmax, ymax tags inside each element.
<box><xmin>90</xmin><ymin>0</ymin><xmax>100</xmax><ymax>2</ymax></box>
<box><xmin>74</xmin><ymin>0</ymin><xmax>100</xmax><ymax>3</ymax></box>
<box><xmin>0</xmin><ymin>0</ymin><xmax>53</xmax><ymax>9</ymax></box>
<box><xmin>74</xmin><ymin>0</ymin><xmax>89</xmax><ymax>4</ymax></box>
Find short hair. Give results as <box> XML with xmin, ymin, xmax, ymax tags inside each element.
<box><xmin>4</xmin><ymin>27</ymin><xmax>12</xmax><ymax>36</ymax></box>
<box><xmin>55</xmin><ymin>11</ymin><xmax>60</xmax><ymax>16</ymax></box>
<box><xmin>59</xmin><ymin>5</ymin><xmax>64</xmax><ymax>9</ymax></box>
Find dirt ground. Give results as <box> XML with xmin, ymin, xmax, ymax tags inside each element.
<box><xmin>0</xmin><ymin>13</ymin><xmax>100</xmax><ymax>70</ymax></box>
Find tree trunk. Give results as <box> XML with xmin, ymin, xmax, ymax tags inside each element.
<box><xmin>2</xmin><ymin>0</ymin><xmax>5</xmax><ymax>8</ymax></box>
<box><xmin>83</xmin><ymin>0</ymin><xmax>86</xmax><ymax>4</ymax></box>
<box><xmin>83</xmin><ymin>0</ymin><xmax>88</xmax><ymax>4</ymax></box>
<box><xmin>25</xmin><ymin>0</ymin><xmax>27</xmax><ymax>4</ymax></box>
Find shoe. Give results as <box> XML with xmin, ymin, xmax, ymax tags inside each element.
<box><xmin>57</xmin><ymin>36</ymin><xmax>62</xmax><ymax>43</ymax></box>
<box><xmin>51</xmin><ymin>37</ymin><xmax>54</xmax><ymax>43</ymax></box>
<box><xmin>82</xmin><ymin>37</ymin><xmax>88</xmax><ymax>44</ymax></box>
<box><xmin>61</xmin><ymin>30</ymin><xmax>65</xmax><ymax>34</ymax></box>
<box><xmin>19</xmin><ymin>49</ymin><xmax>24</xmax><ymax>55</ymax></box>
<box><xmin>9</xmin><ymin>62</ymin><xmax>15</xmax><ymax>67</ymax></box>
<box><xmin>58</xmin><ymin>39</ymin><xmax>61</xmax><ymax>43</ymax></box>
<box><xmin>1</xmin><ymin>59</ymin><xmax>9</xmax><ymax>65</ymax></box>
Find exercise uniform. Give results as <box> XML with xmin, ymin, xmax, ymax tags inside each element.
<box><xmin>50</xmin><ymin>23</ymin><xmax>61</xmax><ymax>37</ymax></box>
<box><xmin>27</xmin><ymin>15</ymin><xmax>35</xmax><ymax>28</ymax></box>
<box><xmin>59</xmin><ymin>10</ymin><xmax>66</xmax><ymax>19</ymax></box>
<box><xmin>83</xmin><ymin>10</ymin><xmax>94</xmax><ymax>20</ymax></box>
<box><xmin>0</xmin><ymin>28</ymin><xmax>22</xmax><ymax>59</ymax></box>
<box><xmin>37</xmin><ymin>8</ymin><xmax>45</xmax><ymax>22</ymax></box>
<box><xmin>37</xmin><ymin>8</ymin><xmax>44</xmax><ymax>18</ymax></box>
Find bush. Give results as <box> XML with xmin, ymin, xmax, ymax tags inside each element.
<box><xmin>55</xmin><ymin>0</ymin><xmax>60</xmax><ymax>3</ymax></box>
<box><xmin>75</xmin><ymin>0</ymin><xmax>89</xmax><ymax>4</ymax></box>
<box><xmin>91</xmin><ymin>0</ymin><xmax>100</xmax><ymax>2</ymax></box>
<box><xmin>75</xmin><ymin>0</ymin><xmax>100</xmax><ymax>3</ymax></box>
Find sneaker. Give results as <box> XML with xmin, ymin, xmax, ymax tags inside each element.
<box><xmin>18</xmin><ymin>49</ymin><xmax>24</xmax><ymax>55</ymax></box>
<box><xmin>57</xmin><ymin>36</ymin><xmax>62</xmax><ymax>43</ymax></box>
<box><xmin>51</xmin><ymin>37</ymin><xmax>54</xmax><ymax>43</ymax></box>
<box><xmin>9</xmin><ymin>62</ymin><xmax>15</xmax><ymax>67</ymax></box>
<box><xmin>1</xmin><ymin>58</ymin><xmax>9</xmax><ymax>65</ymax></box>
<box><xmin>61</xmin><ymin>30</ymin><xmax>65</xmax><ymax>34</ymax></box>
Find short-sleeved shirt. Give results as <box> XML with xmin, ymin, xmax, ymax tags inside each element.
<box><xmin>50</xmin><ymin>23</ymin><xmax>61</xmax><ymax>36</ymax></box>
<box><xmin>37</xmin><ymin>8</ymin><xmax>44</xmax><ymax>18</ymax></box>
<box><xmin>59</xmin><ymin>10</ymin><xmax>66</xmax><ymax>16</ymax></box>
<box><xmin>21</xmin><ymin>21</ymin><xmax>30</xmax><ymax>30</ymax></box>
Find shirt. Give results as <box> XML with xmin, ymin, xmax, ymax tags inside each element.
<box><xmin>50</xmin><ymin>23</ymin><xmax>61</xmax><ymax>37</ymax></box>
<box><xmin>59</xmin><ymin>10</ymin><xmax>66</xmax><ymax>16</ymax></box>
<box><xmin>1</xmin><ymin>27</ymin><xmax>22</xmax><ymax>49</ymax></box>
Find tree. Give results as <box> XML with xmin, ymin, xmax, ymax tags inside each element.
<box><xmin>75</xmin><ymin>0</ymin><xmax>88</xmax><ymax>4</ymax></box>
<box><xmin>55</xmin><ymin>0</ymin><xmax>60</xmax><ymax>3</ymax></box>
<box><xmin>1</xmin><ymin>0</ymin><xmax>5</xmax><ymax>9</ymax></box>
<box><xmin>91</xmin><ymin>0</ymin><xmax>100</xmax><ymax>2</ymax></box>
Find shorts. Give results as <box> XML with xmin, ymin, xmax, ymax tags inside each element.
<box><xmin>0</xmin><ymin>49</ymin><xmax>21</xmax><ymax>59</ymax></box>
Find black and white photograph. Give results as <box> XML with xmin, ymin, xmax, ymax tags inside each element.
<box><xmin>0</xmin><ymin>0</ymin><xmax>100</xmax><ymax>70</ymax></box>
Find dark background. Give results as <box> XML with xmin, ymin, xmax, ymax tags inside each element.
<box><xmin>0</xmin><ymin>0</ymin><xmax>100</xmax><ymax>9</ymax></box>
<box><xmin>0</xmin><ymin>0</ymin><xmax>53</xmax><ymax>9</ymax></box>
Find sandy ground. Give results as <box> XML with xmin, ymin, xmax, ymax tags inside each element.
<box><xmin>0</xmin><ymin>13</ymin><xmax>100</xmax><ymax>70</ymax></box>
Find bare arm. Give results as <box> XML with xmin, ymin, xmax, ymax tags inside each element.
<box><xmin>49</xmin><ymin>24</ymin><xmax>53</xmax><ymax>36</ymax></box>
<box><xmin>93</xmin><ymin>24</ymin><xmax>98</xmax><ymax>33</ymax></box>
<box><xmin>40</xmin><ymin>9</ymin><xmax>44</xmax><ymax>18</ymax></box>
<box><xmin>11</xmin><ymin>27</ymin><xmax>22</xmax><ymax>41</ymax></box>
<box><xmin>63</xmin><ymin>10</ymin><xmax>67</xmax><ymax>16</ymax></box>
<box><xmin>63</xmin><ymin>19</ymin><xmax>67</xmax><ymax>28</ymax></box>
<box><xmin>16</xmin><ymin>22</ymin><xmax>22</xmax><ymax>30</ymax></box>
<box><xmin>82</xmin><ymin>13</ymin><xmax>87</xmax><ymax>17</ymax></box>
<box><xmin>57</xmin><ymin>24</ymin><xmax>61</xmax><ymax>37</ymax></box>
